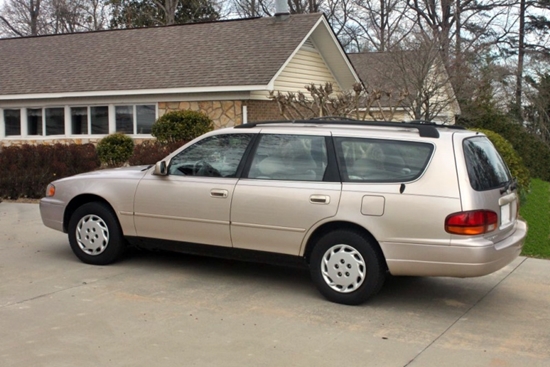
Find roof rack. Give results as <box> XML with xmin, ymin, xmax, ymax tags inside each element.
<box><xmin>235</xmin><ymin>119</ymin><xmax>465</xmax><ymax>138</ymax></box>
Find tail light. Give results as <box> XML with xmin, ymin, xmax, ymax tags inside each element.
<box><xmin>445</xmin><ymin>210</ymin><xmax>498</xmax><ymax>235</ymax></box>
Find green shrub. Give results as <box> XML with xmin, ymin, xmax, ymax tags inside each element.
<box><xmin>458</xmin><ymin>114</ymin><xmax>550</xmax><ymax>181</ymax></box>
<box><xmin>128</xmin><ymin>140</ymin><xmax>188</xmax><ymax>166</ymax></box>
<box><xmin>151</xmin><ymin>110</ymin><xmax>213</xmax><ymax>143</ymax></box>
<box><xmin>96</xmin><ymin>133</ymin><xmax>134</xmax><ymax>167</ymax></box>
<box><xmin>471</xmin><ymin>129</ymin><xmax>531</xmax><ymax>201</ymax></box>
<box><xmin>0</xmin><ymin>143</ymin><xmax>100</xmax><ymax>199</ymax></box>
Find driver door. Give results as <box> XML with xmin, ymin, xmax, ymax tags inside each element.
<box><xmin>133</xmin><ymin>133</ymin><xmax>253</xmax><ymax>247</ymax></box>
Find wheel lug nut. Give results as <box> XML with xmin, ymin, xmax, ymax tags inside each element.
<box><xmin>347</xmin><ymin>264</ymin><xmax>351</xmax><ymax>269</ymax></box>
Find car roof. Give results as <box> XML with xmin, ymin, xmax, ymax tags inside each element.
<box><xmin>233</xmin><ymin>119</ymin><xmax>469</xmax><ymax>139</ymax></box>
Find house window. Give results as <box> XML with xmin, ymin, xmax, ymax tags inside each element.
<box><xmin>27</xmin><ymin>108</ymin><xmax>43</xmax><ymax>136</ymax></box>
<box><xmin>71</xmin><ymin>107</ymin><xmax>88</xmax><ymax>135</ymax></box>
<box><xmin>45</xmin><ymin>108</ymin><xmax>65</xmax><ymax>135</ymax></box>
<box><xmin>91</xmin><ymin>106</ymin><xmax>108</xmax><ymax>134</ymax></box>
<box><xmin>137</xmin><ymin>105</ymin><xmax>155</xmax><ymax>134</ymax></box>
<box><xmin>115</xmin><ymin>104</ymin><xmax>156</xmax><ymax>134</ymax></box>
<box><xmin>4</xmin><ymin>109</ymin><xmax>21</xmax><ymax>136</ymax></box>
<box><xmin>115</xmin><ymin>106</ymin><xmax>133</xmax><ymax>134</ymax></box>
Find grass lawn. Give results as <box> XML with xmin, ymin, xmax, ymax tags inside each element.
<box><xmin>520</xmin><ymin>178</ymin><xmax>550</xmax><ymax>259</ymax></box>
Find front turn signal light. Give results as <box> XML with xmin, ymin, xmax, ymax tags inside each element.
<box><xmin>46</xmin><ymin>184</ymin><xmax>56</xmax><ymax>197</ymax></box>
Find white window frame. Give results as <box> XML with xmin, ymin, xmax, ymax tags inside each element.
<box><xmin>1</xmin><ymin>103</ymin><xmax>158</xmax><ymax>140</ymax></box>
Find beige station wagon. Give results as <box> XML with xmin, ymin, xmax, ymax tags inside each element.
<box><xmin>40</xmin><ymin>120</ymin><xmax>527</xmax><ymax>305</ymax></box>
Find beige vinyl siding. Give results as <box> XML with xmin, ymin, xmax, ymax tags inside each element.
<box><xmin>251</xmin><ymin>43</ymin><xmax>342</xmax><ymax>99</ymax></box>
<box><xmin>275</xmin><ymin>46</ymin><xmax>342</xmax><ymax>93</ymax></box>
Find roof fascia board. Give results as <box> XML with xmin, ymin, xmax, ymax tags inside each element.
<box><xmin>0</xmin><ymin>85</ymin><xmax>268</xmax><ymax>101</ymax></box>
<box><xmin>316</xmin><ymin>16</ymin><xmax>361</xmax><ymax>83</ymax></box>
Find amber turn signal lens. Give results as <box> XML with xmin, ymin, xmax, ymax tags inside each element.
<box><xmin>46</xmin><ymin>184</ymin><xmax>56</xmax><ymax>197</ymax></box>
<box><xmin>445</xmin><ymin>210</ymin><xmax>498</xmax><ymax>235</ymax></box>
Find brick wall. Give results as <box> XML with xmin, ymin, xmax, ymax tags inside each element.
<box><xmin>245</xmin><ymin>100</ymin><xmax>283</xmax><ymax>122</ymax></box>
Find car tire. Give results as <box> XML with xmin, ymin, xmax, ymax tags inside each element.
<box><xmin>309</xmin><ymin>230</ymin><xmax>386</xmax><ymax>305</ymax></box>
<box><xmin>68</xmin><ymin>202</ymin><xmax>126</xmax><ymax>265</ymax></box>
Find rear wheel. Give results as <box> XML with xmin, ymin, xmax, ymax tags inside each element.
<box><xmin>68</xmin><ymin>202</ymin><xmax>126</xmax><ymax>265</ymax></box>
<box><xmin>309</xmin><ymin>230</ymin><xmax>386</xmax><ymax>305</ymax></box>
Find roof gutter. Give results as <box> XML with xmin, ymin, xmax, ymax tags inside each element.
<box><xmin>0</xmin><ymin>85</ymin><xmax>270</xmax><ymax>101</ymax></box>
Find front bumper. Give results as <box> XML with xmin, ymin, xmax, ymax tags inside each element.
<box><xmin>382</xmin><ymin>219</ymin><xmax>527</xmax><ymax>277</ymax></box>
<box><xmin>39</xmin><ymin>198</ymin><xmax>65</xmax><ymax>233</ymax></box>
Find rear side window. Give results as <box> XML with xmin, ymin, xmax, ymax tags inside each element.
<box><xmin>463</xmin><ymin>136</ymin><xmax>511</xmax><ymax>191</ymax></box>
<box><xmin>335</xmin><ymin>137</ymin><xmax>433</xmax><ymax>182</ymax></box>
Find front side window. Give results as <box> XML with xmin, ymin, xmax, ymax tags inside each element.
<box><xmin>45</xmin><ymin>108</ymin><xmax>65</xmax><ymax>136</ymax></box>
<box><xmin>27</xmin><ymin>108</ymin><xmax>43</xmax><ymax>136</ymax></box>
<box><xmin>4</xmin><ymin>109</ymin><xmax>21</xmax><ymax>136</ymax></box>
<box><xmin>335</xmin><ymin>137</ymin><xmax>433</xmax><ymax>182</ymax></box>
<box><xmin>248</xmin><ymin>134</ymin><xmax>327</xmax><ymax>181</ymax></box>
<box><xmin>464</xmin><ymin>136</ymin><xmax>510</xmax><ymax>191</ymax></box>
<box><xmin>169</xmin><ymin>134</ymin><xmax>252</xmax><ymax>177</ymax></box>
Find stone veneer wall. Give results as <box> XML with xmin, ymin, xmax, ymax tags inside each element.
<box><xmin>159</xmin><ymin>101</ymin><xmax>243</xmax><ymax>129</ymax></box>
<box><xmin>0</xmin><ymin>137</ymin><xmax>154</xmax><ymax>148</ymax></box>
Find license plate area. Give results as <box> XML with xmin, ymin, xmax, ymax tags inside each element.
<box><xmin>500</xmin><ymin>203</ymin><xmax>511</xmax><ymax>227</ymax></box>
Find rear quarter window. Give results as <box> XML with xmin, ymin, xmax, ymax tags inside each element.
<box><xmin>463</xmin><ymin>136</ymin><xmax>511</xmax><ymax>191</ymax></box>
<box><xmin>334</xmin><ymin>137</ymin><xmax>434</xmax><ymax>182</ymax></box>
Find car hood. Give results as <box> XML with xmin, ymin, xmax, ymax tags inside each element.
<box><xmin>55</xmin><ymin>165</ymin><xmax>151</xmax><ymax>183</ymax></box>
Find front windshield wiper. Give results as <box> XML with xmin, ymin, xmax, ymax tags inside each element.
<box><xmin>500</xmin><ymin>177</ymin><xmax>518</xmax><ymax>194</ymax></box>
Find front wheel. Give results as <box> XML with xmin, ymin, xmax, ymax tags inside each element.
<box><xmin>309</xmin><ymin>230</ymin><xmax>386</xmax><ymax>305</ymax></box>
<box><xmin>68</xmin><ymin>202</ymin><xmax>126</xmax><ymax>265</ymax></box>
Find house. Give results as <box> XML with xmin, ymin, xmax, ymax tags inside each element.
<box><xmin>0</xmin><ymin>12</ymin><xmax>359</xmax><ymax>146</ymax></box>
<box><xmin>348</xmin><ymin>51</ymin><xmax>461</xmax><ymax>124</ymax></box>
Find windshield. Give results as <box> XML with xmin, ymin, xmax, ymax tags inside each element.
<box><xmin>463</xmin><ymin>136</ymin><xmax>511</xmax><ymax>191</ymax></box>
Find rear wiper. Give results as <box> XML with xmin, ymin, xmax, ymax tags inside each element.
<box><xmin>500</xmin><ymin>177</ymin><xmax>518</xmax><ymax>194</ymax></box>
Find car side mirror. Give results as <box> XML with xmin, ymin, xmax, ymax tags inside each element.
<box><xmin>153</xmin><ymin>160</ymin><xmax>168</xmax><ymax>176</ymax></box>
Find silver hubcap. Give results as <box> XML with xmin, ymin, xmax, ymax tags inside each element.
<box><xmin>321</xmin><ymin>244</ymin><xmax>366</xmax><ymax>293</ymax></box>
<box><xmin>76</xmin><ymin>214</ymin><xmax>109</xmax><ymax>256</ymax></box>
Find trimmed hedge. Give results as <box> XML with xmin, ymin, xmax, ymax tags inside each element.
<box><xmin>151</xmin><ymin>110</ymin><xmax>213</xmax><ymax>143</ymax></box>
<box><xmin>471</xmin><ymin>129</ymin><xmax>531</xmax><ymax>201</ymax></box>
<box><xmin>128</xmin><ymin>140</ymin><xmax>188</xmax><ymax>166</ymax></box>
<box><xmin>0</xmin><ymin>143</ymin><xmax>100</xmax><ymax>199</ymax></box>
<box><xmin>96</xmin><ymin>133</ymin><xmax>134</xmax><ymax>167</ymax></box>
<box><xmin>458</xmin><ymin>115</ymin><xmax>550</xmax><ymax>182</ymax></box>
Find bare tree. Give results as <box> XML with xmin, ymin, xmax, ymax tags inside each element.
<box><xmin>231</xmin><ymin>0</ymin><xmax>273</xmax><ymax>17</ymax></box>
<box><xmin>0</xmin><ymin>0</ymin><xmax>45</xmax><ymax>36</ymax></box>
<box><xmin>0</xmin><ymin>0</ymin><xmax>108</xmax><ymax>37</ymax></box>
<box><xmin>347</xmin><ymin>0</ymin><xmax>413</xmax><ymax>52</ymax></box>
<box><xmin>269</xmin><ymin>82</ymin><xmax>410</xmax><ymax>121</ymax></box>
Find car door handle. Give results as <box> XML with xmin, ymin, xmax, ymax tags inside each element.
<box><xmin>210</xmin><ymin>189</ymin><xmax>228</xmax><ymax>198</ymax></box>
<box><xmin>310</xmin><ymin>195</ymin><xmax>330</xmax><ymax>204</ymax></box>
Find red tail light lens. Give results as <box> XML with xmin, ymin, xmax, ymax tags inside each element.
<box><xmin>445</xmin><ymin>210</ymin><xmax>498</xmax><ymax>235</ymax></box>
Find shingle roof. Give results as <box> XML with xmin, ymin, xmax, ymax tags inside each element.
<box><xmin>348</xmin><ymin>52</ymin><xmax>409</xmax><ymax>92</ymax></box>
<box><xmin>0</xmin><ymin>14</ymin><xmax>323</xmax><ymax>96</ymax></box>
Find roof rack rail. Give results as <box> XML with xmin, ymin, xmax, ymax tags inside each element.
<box><xmin>235</xmin><ymin>119</ymin><xmax>465</xmax><ymax>138</ymax></box>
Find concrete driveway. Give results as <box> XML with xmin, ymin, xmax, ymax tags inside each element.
<box><xmin>1</xmin><ymin>202</ymin><xmax>549</xmax><ymax>367</ymax></box>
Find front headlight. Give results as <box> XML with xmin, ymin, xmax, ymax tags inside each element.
<box><xmin>46</xmin><ymin>184</ymin><xmax>56</xmax><ymax>197</ymax></box>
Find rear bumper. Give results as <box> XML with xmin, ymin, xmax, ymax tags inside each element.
<box><xmin>39</xmin><ymin>198</ymin><xmax>65</xmax><ymax>232</ymax></box>
<box><xmin>382</xmin><ymin>219</ymin><xmax>527</xmax><ymax>277</ymax></box>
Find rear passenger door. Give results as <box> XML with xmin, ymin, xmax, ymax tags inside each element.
<box><xmin>230</xmin><ymin>132</ymin><xmax>341</xmax><ymax>255</ymax></box>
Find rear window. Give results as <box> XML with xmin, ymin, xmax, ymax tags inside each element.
<box><xmin>463</xmin><ymin>136</ymin><xmax>511</xmax><ymax>191</ymax></box>
<box><xmin>334</xmin><ymin>137</ymin><xmax>434</xmax><ymax>182</ymax></box>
